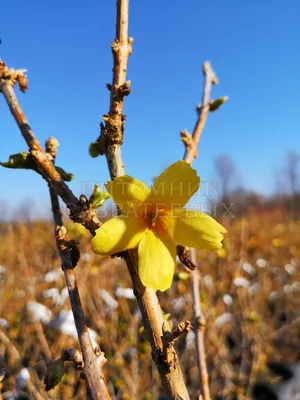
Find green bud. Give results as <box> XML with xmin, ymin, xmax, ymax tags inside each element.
<box><xmin>44</xmin><ymin>358</ymin><xmax>64</xmax><ymax>391</ymax></box>
<box><xmin>173</xmin><ymin>271</ymin><xmax>190</xmax><ymax>281</ymax></box>
<box><xmin>0</xmin><ymin>152</ymin><xmax>36</xmax><ymax>170</ymax></box>
<box><xmin>55</xmin><ymin>166</ymin><xmax>74</xmax><ymax>182</ymax></box>
<box><xmin>1</xmin><ymin>153</ymin><xmax>73</xmax><ymax>182</ymax></box>
<box><xmin>89</xmin><ymin>142</ymin><xmax>101</xmax><ymax>158</ymax></box>
<box><xmin>180</xmin><ymin>130</ymin><xmax>193</xmax><ymax>146</ymax></box>
<box><xmin>209</xmin><ymin>96</ymin><xmax>228</xmax><ymax>112</ymax></box>
<box><xmin>89</xmin><ymin>185</ymin><xmax>110</xmax><ymax>209</ymax></box>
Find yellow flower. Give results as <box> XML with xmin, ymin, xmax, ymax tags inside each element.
<box><xmin>91</xmin><ymin>161</ymin><xmax>227</xmax><ymax>291</ymax></box>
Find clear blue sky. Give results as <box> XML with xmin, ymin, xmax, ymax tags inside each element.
<box><xmin>0</xmin><ymin>0</ymin><xmax>299</xmax><ymax>218</ymax></box>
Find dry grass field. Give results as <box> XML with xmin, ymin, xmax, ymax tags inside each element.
<box><xmin>0</xmin><ymin>206</ymin><xmax>300</xmax><ymax>399</ymax></box>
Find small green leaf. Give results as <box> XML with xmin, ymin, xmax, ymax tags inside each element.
<box><xmin>0</xmin><ymin>152</ymin><xmax>36</xmax><ymax>170</ymax></box>
<box><xmin>1</xmin><ymin>152</ymin><xmax>73</xmax><ymax>181</ymax></box>
<box><xmin>89</xmin><ymin>185</ymin><xmax>110</xmax><ymax>209</ymax></box>
<box><xmin>209</xmin><ymin>96</ymin><xmax>228</xmax><ymax>112</ymax></box>
<box><xmin>55</xmin><ymin>166</ymin><xmax>74</xmax><ymax>182</ymax></box>
<box><xmin>44</xmin><ymin>358</ymin><xmax>65</xmax><ymax>391</ymax></box>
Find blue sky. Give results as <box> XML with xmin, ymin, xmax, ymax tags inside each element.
<box><xmin>0</xmin><ymin>0</ymin><xmax>299</xmax><ymax>218</ymax></box>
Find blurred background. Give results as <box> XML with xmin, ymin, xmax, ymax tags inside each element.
<box><xmin>0</xmin><ymin>0</ymin><xmax>300</xmax><ymax>399</ymax></box>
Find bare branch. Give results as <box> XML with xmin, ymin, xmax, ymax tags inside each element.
<box><xmin>46</xmin><ymin>137</ymin><xmax>110</xmax><ymax>399</ymax></box>
<box><xmin>182</xmin><ymin>61</ymin><xmax>218</xmax><ymax>164</ymax></box>
<box><xmin>191</xmin><ymin>250</ymin><xmax>210</xmax><ymax>400</ymax></box>
<box><xmin>93</xmin><ymin>2</ymin><xmax>190</xmax><ymax>397</ymax></box>
<box><xmin>0</xmin><ymin>73</ymin><xmax>100</xmax><ymax>235</ymax></box>
<box><xmin>90</xmin><ymin>0</ymin><xmax>133</xmax><ymax>179</ymax></box>
<box><xmin>180</xmin><ymin>61</ymin><xmax>224</xmax><ymax>400</ymax></box>
<box><xmin>123</xmin><ymin>252</ymin><xmax>190</xmax><ymax>399</ymax></box>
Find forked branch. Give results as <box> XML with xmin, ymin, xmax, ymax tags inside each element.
<box><xmin>91</xmin><ymin>0</ymin><xmax>190</xmax><ymax>398</ymax></box>
<box><xmin>0</xmin><ymin>62</ymin><xmax>100</xmax><ymax>234</ymax></box>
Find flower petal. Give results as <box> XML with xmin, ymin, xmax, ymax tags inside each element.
<box><xmin>138</xmin><ymin>229</ymin><xmax>176</xmax><ymax>291</ymax></box>
<box><xmin>92</xmin><ymin>215</ymin><xmax>147</xmax><ymax>255</ymax></box>
<box><xmin>165</xmin><ymin>209</ymin><xmax>227</xmax><ymax>251</ymax></box>
<box><xmin>149</xmin><ymin>160</ymin><xmax>200</xmax><ymax>209</ymax></box>
<box><xmin>105</xmin><ymin>176</ymin><xmax>150</xmax><ymax>214</ymax></box>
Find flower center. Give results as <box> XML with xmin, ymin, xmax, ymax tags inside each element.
<box><xmin>147</xmin><ymin>206</ymin><xmax>167</xmax><ymax>229</ymax></box>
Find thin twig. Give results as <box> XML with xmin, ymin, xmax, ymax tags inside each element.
<box><xmin>34</xmin><ymin>320</ymin><xmax>52</xmax><ymax>361</ymax></box>
<box><xmin>182</xmin><ymin>62</ymin><xmax>218</xmax><ymax>164</ymax></box>
<box><xmin>91</xmin><ymin>0</ymin><xmax>132</xmax><ymax>178</ymax></box>
<box><xmin>0</xmin><ymin>68</ymin><xmax>100</xmax><ymax>235</ymax></box>
<box><xmin>46</xmin><ymin>138</ymin><xmax>110</xmax><ymax>400</ymax></box>
<box><xmin>181</xmin><ymin>62</ymin><xmax>219</xmax><ymax>400</ymax></box>
<box><xmin>0</xmin><ymin>332</ymin><xmax>45</xmax><ymax>400</ymax></box>
<box><xmin>191</xmin><ymin>250</ymin><xmax>210</xmax><ymax>400</ymax></box>
<box><xmin>94</xmin><ymin>1</ymin><xmax>190</xmax><ymax>398</ymax></box>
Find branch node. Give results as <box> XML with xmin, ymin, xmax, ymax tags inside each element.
<box><xmin>128</xmin><ymin>37</ymin><xmax>134</xmax><ymax>54</ymax></box>
<box><xmin>94</xmin><ymin>346</ymin><xmax>108</xmax><ymax>368</ymax></box>
<box><xmin>99</xmin><ymin>115</ymin><xmax>124</xmax><ymax>147</ymax></box>
<box><xmin>113</xmin><ymin>80</ymin><xmax>131</xmax><ymax>100</ymax></box>
<box><xmin>195</xmin><ymin>316</ymin><xmax>206</xmax><ymax>330</ymax></box>
<box><xmin>180</xmin><ymin>129</ymin><xmax>193</xmax><ymax>148</ymax></box>
<box><xmin>62</xmin><ymin>348</ymin><xmax>84</xmax><ymax>368</ymax></box>
<box><xmin>163</xmin><ymin>320</ymin><xmax>193</xmax><ymax>346</ymax></box>
<box><xmin>203</xmin><ymin>61</ymin><xmax>219</xmax><ymax>85</ymax></box>
<box><xmin>0</xmin><ymin>60</ymin><xmax>28</xmax><ymax>92</ymax></box>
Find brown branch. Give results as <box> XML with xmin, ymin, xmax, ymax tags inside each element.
<box><xmin>123</xmin><ymin>252</ymin><xmax>190</xmax><ymax>399</ymax></box>
<box><xmin>0</xmin><ymin>3</ymin><xmax>194</xmax><ymax>397</ymax></box>
<box><xmin>180</xmin><ymin>62</ymin><xmax>220</xmax><ymax>400</ymax></box>
<box><xmin>0</xmin><ymin>73</ymin><xmax>100</xmax><ymax>235</ymax></box>
<box><xmin>161</xmin><ymin>321</ymin><xmax>192</xmax><ymax>373</ymax></box>
<box><xmin>34</xmin><ymin>320</ymin><xmax>52</xmax><ymax>361</ymax></box>
<box><xmin>90</xmin><ymin>0</ymin><xmax>133</xmax><ymax>179</ymax></box>
<box><xmin>191</xmin><ymin>250</ymin><xmax>210</xmax><ymax>400</ymax></box>
<box><xmin>182</xmin><ymin>61</ymin><xmax>218</xmax><ymax>164</ymax></box>
<box><xmin>46</xmin><ymin>138</ymin><xmax>110</xmax><ymax>400</ymax></box>
<box><xmin>93</xmin><ymin>1</ymin><xmax>190</xmax><ymax>398</ymax></box>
